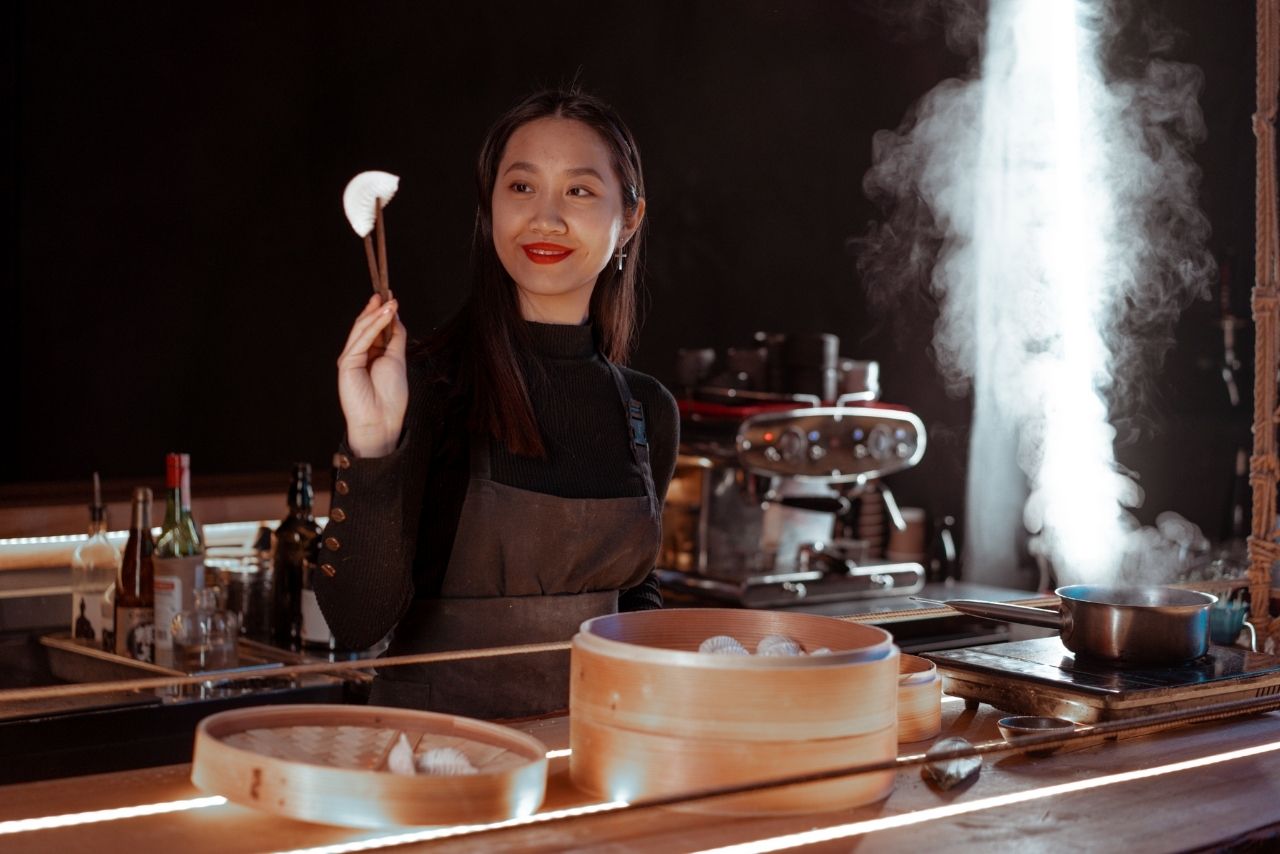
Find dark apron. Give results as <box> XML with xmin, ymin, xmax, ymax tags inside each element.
<box><xmin>369</xmin><ymin>361</ymin><xmax>661</xmax><ymax>719</ymax></box>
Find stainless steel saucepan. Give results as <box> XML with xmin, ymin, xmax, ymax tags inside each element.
<box><xmin>940</xmin><ymin>585</ymin><xmax>1218</xmax><ymax>666</ymax></box>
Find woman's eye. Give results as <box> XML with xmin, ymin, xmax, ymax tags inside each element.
<box><xmin>510</xmin><ymin>182</ymin><xmax>533</xmax><ymax>193</ymax></box>
<box><xmin>568</xmin><ymin>186</ymin><xmax>595</xmax><ymax>198</ymax></box>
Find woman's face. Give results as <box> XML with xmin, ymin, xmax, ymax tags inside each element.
<box><xmin>491</xmin><ymin>117</ymin><xmax>643</xmax><ymax>324</ymax></box>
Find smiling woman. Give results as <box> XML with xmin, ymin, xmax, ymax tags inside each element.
<box><xmin>492</xmin><ymin>119</ymin><xmax>646</xmax><ymax>323</ymax></box>
<box><xmin>313</xmin><ymin>89</ymin><xmax>678</xmax><ymax>720</ymax></box>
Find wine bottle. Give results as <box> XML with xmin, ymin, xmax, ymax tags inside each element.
<box><xmin>179</xmin><ymin>452</ymin><xmax>205</xmax><ymax>551</ymax></box>
<box><xmin>115</xmin><ymin>487</ymin><xmax>156</xmax><ymax>662</ymax></box>
<box><xmin>70</xmin><ymin>472</ymin><xmax>121</xmax><ymax>648</ymax></box>
<box><xmin>240</xmin><ymin>524</ymin><xmax>276</xmax><ymax>643</ymax></box>
<box><xmin>272</xmin><ymin>463</ymin><xmax>321</xmax><ymax>649</ymax></box>
<box><xmin>154</xmin><ymin>452</ymin><xmax>205</xmax><ymax>667</ymax></box>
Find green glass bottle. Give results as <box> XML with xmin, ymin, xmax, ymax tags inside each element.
<box><xmin>154</xmin><ymin>452</ymin><xmax>205</xmax><ymax>667</ymax></box>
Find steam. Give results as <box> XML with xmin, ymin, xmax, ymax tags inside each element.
<box><xmin>859</xmin><ymin>0</ymin><xmax>1214</xmax><ymax>585</ymax></box>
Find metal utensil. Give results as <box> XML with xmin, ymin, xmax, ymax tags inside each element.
<box><xmin>934</xmin><ymin>585</ymin><xmax>1217</xmax><ymax>666</ymax></box>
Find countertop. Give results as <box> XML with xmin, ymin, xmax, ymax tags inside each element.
<box><xmin>2</xmin><ymin>695</ymin><xmax>1278</xmax><ymax>853</ymax></box>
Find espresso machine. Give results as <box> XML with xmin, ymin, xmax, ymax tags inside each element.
<box><xmin>658</xmin><ymin>332</ymin><xmax>929</xmax><ymax>607</ymax></box>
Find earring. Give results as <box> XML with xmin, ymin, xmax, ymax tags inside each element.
<box><xmin>615</xmin><ymin>249</ymin><xmax>627</xmax><ymax>271</ymax></box>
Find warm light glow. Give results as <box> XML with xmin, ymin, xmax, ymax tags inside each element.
<box><xmin>0</xmin><ymin>532</ymin><xmax>120</xmax><ymax>546</ymax></box>
<box><xmin>0</xmin><ymin>521</ymin><xmax>326</xmax><ymax>549</ymax></box>
<box><xmin>688</xmin><ymin>739</ymin><xmax>1280</xmax><ymax>853</ymax></box>
<box><xmin>0</xmin><ymin>796</ymin><xmax>226</xmax><ymax>835</ymax></box>
<box><xmin>545</xmin><ymin>748</ymin><xmax>572</xmax><ymax>759</ymax></box>
<box><xmin>275</xmin><ymin>800</ymin><xmax>629</xmax><ymax>854</ymax></box>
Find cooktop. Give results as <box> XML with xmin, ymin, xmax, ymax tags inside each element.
<box><xmin>924</xmin><ymin>636</ymin><xmax>1280</xmax><ymax>722</ymax></box>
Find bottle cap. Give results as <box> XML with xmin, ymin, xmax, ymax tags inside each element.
<box><xmin>166</xmin><ymin>453</ymin><xmax>183</xmax><ymax>489</ymax></box>
<box><xmin>89</xmin><ymin>472</ymin><xmax>106</xmax><ymax>523</ymax></box>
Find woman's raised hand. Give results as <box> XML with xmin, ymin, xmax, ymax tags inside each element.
<box><xmin>337</xmin><ymin>293</ymin><xmax>409</xmax><ymax>458</ymax></box>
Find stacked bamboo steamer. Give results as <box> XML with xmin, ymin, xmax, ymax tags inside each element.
<box><xmin>897</xmin><ymin>654</ymin><xmax>942</xmax><ymax>742</ymax></box>
<box><xmin>570</xmin><ymin>609</ymin><xmax>898</xmax><ymax>814</ymax></box>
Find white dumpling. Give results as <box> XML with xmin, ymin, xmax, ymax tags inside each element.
<box><xmin>417</xmin><ymin>747</ymin><xmax>478</xmax><ymax>776</ymax></box>
<box><xmin>699</xmin><ymin>635</ymin><xmax>750</xmax><ymax>655</ymax></box>
<box><xmin>386</xmin><ymin>732</ymin><xmax>416</xmax><ymax>776</ymax></box>
<box><xmin>756</xmin><ymin>635</ymin><xmax>803</xmax><ymax>656</ymax></box>
<box><xmin>342</xmin><ymin>170</ymin><xmax>400</xmax><ymax>237</ymax></box>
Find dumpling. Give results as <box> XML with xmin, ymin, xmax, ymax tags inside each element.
<box><xmin>698</xmin><ymin>635</ymin><xmax>750</xmax><ymax>655</ymax></box>
<box><xmin>417</xmin><ymin>746</ymin><xmax>478</xmax><ymax>776</ymax></box>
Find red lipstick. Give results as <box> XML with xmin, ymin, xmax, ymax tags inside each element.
<box><xmin>522</xmin><ymin>242</ymin><xmax>574</xmax><ymax>264</ymax></box>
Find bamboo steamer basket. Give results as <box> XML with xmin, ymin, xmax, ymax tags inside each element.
<box><xmin>897</xmin><ymin>653</ymin><xmax>942</xmax><ymax>743</ymax></box>
<box><xmin>570</xmin><ymin>609</ymin><xmax>898</xmax><ymax>814</ymax></box>
<box><xmin>191</xmin><ymin>704</ymin><xmax>548</xmax><ymax>828</ymax></box>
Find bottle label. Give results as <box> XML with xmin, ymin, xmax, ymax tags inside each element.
<box><xmin>114</xmin><ymin>606</ymin><xmax>154</xmax><ymax>662</ymax></box>
<box><xmin>300</xmin><ymin>589</ymin><xmax>333</xmax><ymax>644</ymax></box>
<box><xmin>154</xmin><ymin>556</ymin><xmax>205</xmax><ymax>666</ymax></box>
<box><xmin>153</xmin><ymin>576</ymin><xmax>181</xmax><ymax>667</ymax></box>
<box><xmin>71</xmin><ymin>588</ymin><xmax>110</xmax><ymax>645</ymax></box>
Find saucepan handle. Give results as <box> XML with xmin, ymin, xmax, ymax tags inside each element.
<box><xmin>941</xmin><ymin>598</ymin><xmax>1064</xmax><ymax>630</ymax></box>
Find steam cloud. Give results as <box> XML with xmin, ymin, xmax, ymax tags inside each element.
<box><xmin>858</xmin><ymin>0</ymin><xmax>1215</xmax><ymax>585</ymax></box>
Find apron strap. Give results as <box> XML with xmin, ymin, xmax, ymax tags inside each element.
<box><xmin>465</xmin><ymin>361</ymin><xmax>658</xmax><ymax>520</ymax></box>
<box><xmin>607</xmin><ymin>362</ymin><xmax>660</xmax><ymax>520</ymax></box>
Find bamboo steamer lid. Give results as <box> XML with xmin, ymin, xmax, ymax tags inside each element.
<box><xmin>191</xmin><ymin>704</ymin><xmax>548</xmax><ymax>828</ymax></box>
<box><xmin>570</xmin><ymin>609</ymin><xmax>899</xmax><ymax>814</ymax></box>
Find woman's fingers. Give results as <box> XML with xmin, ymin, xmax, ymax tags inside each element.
<box><xmin>338</xmin><ymin>299</ymin><xmax>399</xmax><ymax>367</ymax></box>
<box><xmin>383</xmin><ymin>312</ymin><xmax>408</xmax><ymax>358</ymax></box>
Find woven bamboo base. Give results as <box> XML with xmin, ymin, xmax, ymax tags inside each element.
<box><xmin>191</xmin><ymin>704</ymin><xmax>548</xmax><ymax>828</ymax></box>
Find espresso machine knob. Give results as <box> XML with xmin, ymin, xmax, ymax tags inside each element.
<box><xmin>777</xmin><ymin>427</ymin><xmax>808</xmax><ymax>463</ymax></box>
<box><xmin>868</xmin><ymin>425</ymin><xmax>895</xmax><ymax>461</ymax></box>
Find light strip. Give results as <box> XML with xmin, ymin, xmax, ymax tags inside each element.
<box><xmin>0</xmin><ymin>521</ymin><xmax>325</xmax><ymax>549</ymax></box>
<box><xmin>274</xmin><ymin>800</ymin><xmax>629</xmax><ymax>854</ymax></box>
<box><xmin>0</xmin><ymin>533</ymin><xmax>114</xmax><ymax>546</ymax></box>
<box><xmin>689</xmin><ymin>739</ymin><xmax>1280</xmax><ymax>853</ymax></box>
<box><xmin>545</xmin><ymin>748</ymin><xmax>572</xmax><ymax>759</ymax></box>
<box><xmin>0</xmin><ymin>796</ymin><xmax>226</xmax><ymax>835</ymax></box>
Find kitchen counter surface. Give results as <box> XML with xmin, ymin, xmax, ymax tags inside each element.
<box><xmin>3</xmin><ymin>694</ymin><xmax>1278</xmax><ymax>853</ymax></box>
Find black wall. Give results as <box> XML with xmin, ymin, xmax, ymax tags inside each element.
<box><xmin>6</xmin><ymin>1</ymin><xmax>1257</xmax><ymax>541</ymax></box>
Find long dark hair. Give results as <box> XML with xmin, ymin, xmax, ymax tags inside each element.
<box><xmin>425</xmin><ymin>88</ymin><xmax>647</xmax><ymax>458</ymax></box>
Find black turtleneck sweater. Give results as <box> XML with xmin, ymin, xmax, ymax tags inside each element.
<box><xmin>314</xmin><ymin>322</ymin><xmax>679</xmax><ymax>651</ymax></box>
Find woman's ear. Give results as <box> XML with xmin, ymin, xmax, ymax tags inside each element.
<box><xmin>620</xmin><ymin>198</ymin><xmax>647</xmax><ymax>247</ymax></box>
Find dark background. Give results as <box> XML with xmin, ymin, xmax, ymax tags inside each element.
<box><xmin>4</xmin><ymin>1</ymin><xmax>1257</xmax><ymax>546</ymax></box>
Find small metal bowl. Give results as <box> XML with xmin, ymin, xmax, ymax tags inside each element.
<box><xmin>997</xmin><ymin>715</ymin><xmax>1077</xmax><ymax>757</ymax></box>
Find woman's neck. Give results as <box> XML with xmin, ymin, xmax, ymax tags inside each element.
<box><xmin>517</xmin><ymin>289</ymin><xmax>592</xmax><ymax>325</ymax></box>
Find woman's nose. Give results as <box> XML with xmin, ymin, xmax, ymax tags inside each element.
<box><xmin>530</xmin><ymin>195</ymin><xmax>567</xmax><ymax>234</ymax></box>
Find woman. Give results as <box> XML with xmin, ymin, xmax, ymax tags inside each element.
<box><xmin>313</xmin><ymin>89</ymin><xmax>678</xmax><ymax>719</ymax></box>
